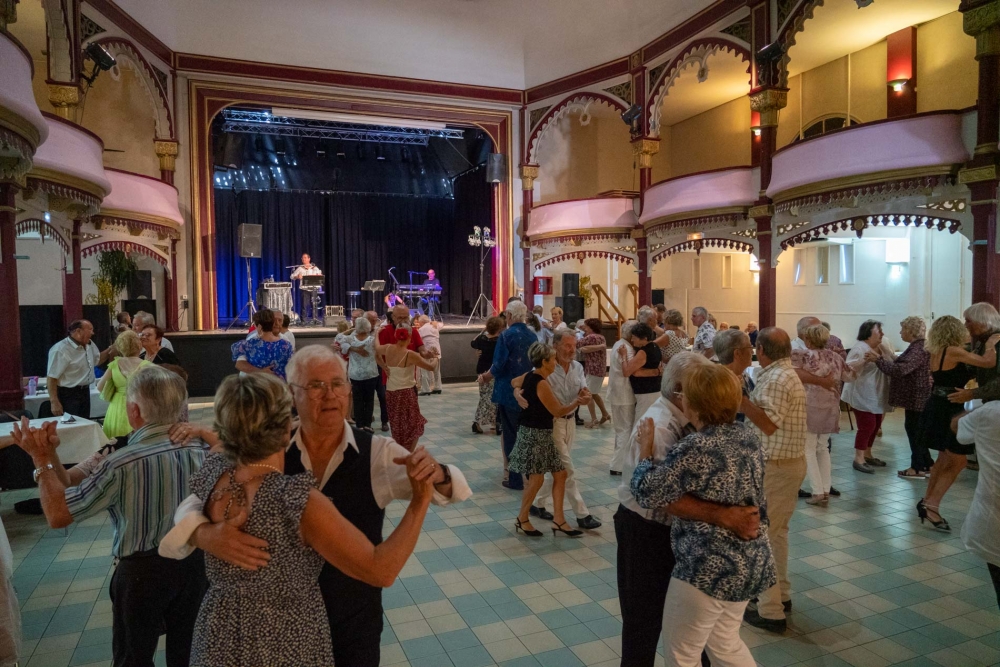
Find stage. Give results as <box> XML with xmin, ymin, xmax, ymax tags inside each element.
<box><xmin>171</xmin><ymin>316</ymin><xmax>488</xmax><ymax>397</ymax></box>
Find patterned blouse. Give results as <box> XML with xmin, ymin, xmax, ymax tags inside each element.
<box><xmin>874</xmin><ymin>338</ymin><xmax>932</xmax><ymax>411</ymax></box>
<box><xmin>658</xmin><ymin>330</ymin><xmax>688</xmax><ymax>363</ymax></box>
<box><xmin>231</xmin><ymin>337</ymin><xmax>294</xmax><ymax>380</ymax></box>
<box><xmin>693</xmin><ymin>322</ymin><xmax>717</xmax><ymax>354</ymax></box>
<box><xmin>631</xmin><ymin>422</ymin><xmax>777</xmax><ymax>602</ymax></box>
<box><xmin>577</xmin><ymin>333</ymin><xmax>607</xmax><ymax>377</ymax></box>
<box><xmin>791</xmin><ymin>348</ymin><xmax>857</xmax><ymax>434</ymax></box>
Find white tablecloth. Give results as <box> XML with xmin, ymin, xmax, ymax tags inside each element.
<box><xmin>0</xmin><ymin>416</ymin><xmax>110</xmax><ymax>465</ymax></box>
<box><xmin>23</xmin><ymin>387</ymin><xmax>108</xmax><ymax>419</ymax></box>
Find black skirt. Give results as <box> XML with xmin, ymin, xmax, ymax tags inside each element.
<box><xmin>919</xmin><ymin>392</ymin><xmax>973</xmax><ymax>455</ymax></box>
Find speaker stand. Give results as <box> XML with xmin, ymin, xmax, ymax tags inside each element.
<box><xmin>226</xmin><ymin>257</ymin><xmax>257</xmax><ymax>331</ymax></box>
<box><xmin>467</xmin><ymin>252</ymin><xmax>494</xmax><ymax>325</ymax></box>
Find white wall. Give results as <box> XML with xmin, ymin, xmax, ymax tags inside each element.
<box><xmin>531</xmin><ymin>256</ymin><xmax>639</xmax><ymax>322</ymax></box>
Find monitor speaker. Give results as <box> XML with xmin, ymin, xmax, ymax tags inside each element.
<box><xmin>652</xmin><ymin>289</ymin><xmax>665</xmax><ymax>306</ymax></box>
<box><xmin>238</xmin><ymin>223</ymin><xmax>262</xmax><ymax>258</ymax></box>
<box><xmin>486</xmin><ymin>153</ymin><xmax>507</xmax><ymax>183</ymax></box>
<box><xmin>562</xmin><ymin>273</ymin><xmax>580</xmax><ymax>297</ymax></box>
<box><xmin>556</xmin><ymin>296</ymin><xmax>584</xmax><ymax>323</ymax></box>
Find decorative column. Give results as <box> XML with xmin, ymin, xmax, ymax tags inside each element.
<box><xmin>155</xmin><ymin>140</ymin><xmax>179</xmax><ymax>185</ymax></box>
<box><xmin>631</xmin><ymin>139</ymin><xmax>658</xmax><ymax>306</ymax></box>
<box><xmin>632</xmin><ymin>228</ymin><xmax>651</xmax><ymax>307</ymax></box>
<box><xmin>0</xmin><ymin>182</ymin><xmax>24</xmax><ymax>410</ymax></box>
<box><xmin>520</xmin><ymin>164</ymin><xmax>538</xmax><ymax>306</ymax></box>
<box><xmin>62</xmin><ymin>218</ymin><xmax>83</xmax><ymax>328</ymax></box>
<box><xmin>47</xmin><ymin>84</ymin><xmax>81</xmax><ymax>123</ymax></box>
<box><xmin>166</xmin><ymin>238</ymin><xmax>179</xmax><ymax>331</ymax></box>
<box><xmin>631</xmin><ymin>138</ymin><xmax>659</xmax><ymax>209</ymax></box>
<box><xmin>961</xmin><ymin>0</ymin><xmax>1000</xmax><ymax>306</ymax></box>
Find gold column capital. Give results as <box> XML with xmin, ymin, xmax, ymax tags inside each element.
<box><xmin>0</xmin><ymin>0</ymin><xmax>17</xmax><ymax>30</ymax></box>
<box><xmin>631</xmin><ymin>138</ymin><xmax>660</xmax><ymax>169</ymax></box>
<box><xmin>964</xmin><ymin>0</ymin><xmax>1000</xmax><ymax>57</ymax></box>
<box><xmin>154</xmin><ymin>140</ymin><xmax>180</xmax><ymax>173</ymax></box>
<box><xmin>749</xmin><ymin>87</ymin><xmax>789</xmax><ymax>127</ymax></box>
<box><xmin>519</xmin><ymin>164</ymin><xmax>539</xmax><ymax>190</ymax></box>
<box><xmin>48</xmin><ymin>84</ymin><xmax>81</xmax><ymax>122</ymax></box>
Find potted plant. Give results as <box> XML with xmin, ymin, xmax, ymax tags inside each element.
<box><xmin>86</xmin><ymin>250</ymin><xmax>138</xmax><ymax>317</ymax></box>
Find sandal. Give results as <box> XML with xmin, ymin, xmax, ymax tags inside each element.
<box><xmin>598</xmin><ymin>415</ymin><xmax>612</xmax><ymax>426</ymax></box>
<box><xmin>897</xmin><ymin>468</ymin><xmax>926</xmax><ymax>480</ymax></box>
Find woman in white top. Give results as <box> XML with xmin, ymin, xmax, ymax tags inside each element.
<box><xmin>956</xmin><ymin>403</ymin><xmax>1000</xmax><ymax>610</ymax></box>
<box><xmin>416</xmin><ymin>315</ymin><xmax>444</xmax><ymax>395</ymax></box>
<box><xmin>346</xmin><ymin>317</ymin><xmax>379</xmax><ymax>432</ymax></box>
<box><xmin>607</xmin><ymin>320</ymin><xmax>637</xmax><ymax>475</ymax></box>
<box><xmin>841</xmin><ymin>320</ymin><xmax>896</xmax><ymax>473</ymax></box>
<box><xmin>378</xmin><ymin>324</ymin><xmax>438</xmax><ymax>451</ymax></box>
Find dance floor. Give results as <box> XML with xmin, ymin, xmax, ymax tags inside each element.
<box><xmin>3</xmin><ymin>384</ymin><xmax>999</xmax><ymax>667</ymax></box>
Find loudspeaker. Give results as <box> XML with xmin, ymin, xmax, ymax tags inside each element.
<box><xmin>652</xmin><ymin>289</ymin><xmax>665</xmax><ymax>306</ymax></box>
<box><xmin>486</xmin><ymin>153</ymin><xmax>507</xmax><ymax>183</ymax></box>
<box><xmin>562</xmin><ymin>273</ymin><xmax>580</xmax><ymax>297</ymax></box>
<box><xmin>556</xmin><ymin>296</ymin><xmax>584</xmax><ymax>324</ymax></box>
<box><xmin>122</xmin><ymin>299</ymin><xmax>156</xmax><ymax>325</ymax></box>
<box><xmin>238</xmin><ymin>223</ymin><xmax>262</xmax><ymax>258</ymax></box>
<box><xmin>129</xmin><ymin>270</ymin><xmax>152</xmax><ymax>299</ymax></box>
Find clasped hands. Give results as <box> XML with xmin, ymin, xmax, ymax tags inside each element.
<box><xmin>10</xmin><ymin>417</ymin><xmax>60</xmax><ymax>464</ymax></box>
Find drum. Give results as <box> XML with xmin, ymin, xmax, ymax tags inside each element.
<box><xmin>346</xmin><ymin>290</ymin><xmax>361</xmax><ymax>311</ymax></box>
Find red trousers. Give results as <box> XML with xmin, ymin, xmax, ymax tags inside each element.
<box><xmin>853</xmin><ymin>409</ymin><xmax>884</xmax><ymax>451</ymax></box>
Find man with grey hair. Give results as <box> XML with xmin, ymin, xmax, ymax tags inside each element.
<box><xmin>792</xmin><ymin>316</ymin><xmax>821</xmax><ymax>351</ymax></box>
<box><xmin>133</xmin><ymin>310</ymin><xmax>174</xmax><ymax>350</ymax></box>
<box><xmin>714</xmin><ymin>328</ymin><xmax>755</xmax><ymax>422</ymax></box>
<box><xmin>691</xmin><ymin>306</ymin><xmax>715</xmax><ymax>358</ymax></box>
<box><xmin>638</xmin><ymin>305</ymin><xmax>658</xmax><ymax>330</ymax></box>
<box><xmin>949</xmin><ymin>302</ymin><xmax>1000</xmax><ymax>405</ymax></box>
<box><xmin>616</xmin><ymin>352</ymin><xmax>762</xmax><ymax>666</ymax></box>
<box><xmin>742</xmin><ymin>327</ymin><xmax>806</xmax><ymax>633</ymax></box>
<box><xmin>12</xmin><ymin>365</ymin><xmax>207</xmax><ymax>666</ymax></box>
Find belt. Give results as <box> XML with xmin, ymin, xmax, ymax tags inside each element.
<box><xmin>559</xmin><ymin>414</ymin><xmax>574</xmax><ymax>419</ymax></box>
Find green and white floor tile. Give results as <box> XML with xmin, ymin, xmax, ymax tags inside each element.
<box><xmin>4</xmin><ymin>382</ymin><xmax>1000</xmax><ymax>666</ymax></box>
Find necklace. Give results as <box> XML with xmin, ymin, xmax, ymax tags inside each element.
<box><xmin>209</xmin><ymin>464</ymin><xmax>281</xmax><ymax>520</ymax></box>
<box><xmin>246</xmin><ymin>462</ymin><xmax>283</xmax><ymax>475</ymax></box>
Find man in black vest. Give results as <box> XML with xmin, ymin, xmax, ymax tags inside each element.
<box><xmin>163</xmin><ymin>345</ymin><xmax>472</xmax><ymax>666</ymax></box>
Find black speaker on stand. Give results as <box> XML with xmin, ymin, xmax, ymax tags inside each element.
<box><xmin>652</xmin><ymin>289</ymin><xmax>665</xmax><ymax>306</ymax></box>
<box><xmin>556</xmin><ymin>296</ymin><xmax>585</xmax><ymax>324</ymax></box>
<box><xmin>228</xmin><ymin>223</ymin><xmax>262</xmax><ymax>330</ymax></box>
<box><xmin>562</xmin><ymin>273</ymin><xmax>580</xmax><ymax>297</ymax></box>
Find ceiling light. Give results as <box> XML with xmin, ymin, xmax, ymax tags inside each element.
<box><xmin>271</xmin><ymin>107</ymin><xmax>449</xmax><ymax>131</ymax></box>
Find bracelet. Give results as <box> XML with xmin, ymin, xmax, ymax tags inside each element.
<box><xmin>33</xmin><ymin>463</ymin><xmax>55</xmax><ymax>483</ymax></box>
<box><xmin>433</xmin><ymin>464</ymin><xmax>452</xmax><ymax>487</ymax></box>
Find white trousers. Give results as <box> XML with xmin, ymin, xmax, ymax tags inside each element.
<box><xmin>609</xmin><ymin>402</ymin><xmax>636</xmax><ymax>473</ymax></box>
<box><xmin>419</xmin><ymin>365</ymin><xmax>442</xmax><ymax>393</ymax></box>
<box><xmin>635</xmin><ymin>392</ymin><xmax>659</xmax><ymax>421</ymax></box>
<box><xmin>536</xmin><ymin>418</ymin><xmax>590</xmax><ymax>517</ymax></box>
<box><xmin>661</xmin><ymin>578</ymin><xmax>755</xmax><ymax>667</ymax></box>
<box><xmin>804</xmin><ymin>431</ymin><xmax>832</xmax><ymax>495</ymax></box>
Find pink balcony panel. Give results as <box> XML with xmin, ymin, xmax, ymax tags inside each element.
<box><xmin>638</xmin><ymin>167</ymin><xmax>755</xmax><ymax>225</ymax></box>
<box><xmin>33</xmin><ymin>115</ymin><xmax>111</xmax><ymax>197</ymax></box>
<box><xmin>103</xmin><ymin>169</ymin><xmax>184</xmax><ymax>226</ymax></box>
<box><xmin>528</xmin><ymin>197</ymin><xmax>637</xmax><ymax>236</ymax></box>
<box><xmin>0</xmin><ymin>31</ymin><xmax>48</xmax><ymax>147</ymax></box>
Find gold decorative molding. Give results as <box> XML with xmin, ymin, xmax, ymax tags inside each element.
<box><xmin>0</xmin><ymin>106</ymin><xmax>42</xmax><ymax>150</ymax></box>
<box><xmin>771</xmin><ymin>164</ymin><xmax>957</xmax><ymax>205</ymax></box>
<box><xmin>748</xmin><ymin>204</ymin><xmax>775</xmax><ymax>219</ymax></box>
<box><xmin>959</xmin><ymin>164</ymin><xmax>998</xmax><ymax>184</ymax></box>
<box><xmin>749</xmin><ymin>88</ymin><xmax>789</xmax><ymax>127</ymax></box>
<box><xmin>631</xmin><ymin>139</ymin><xmax>660</xmax><ymax>169</ymax></box>
<box><xmin>47</xmin><ymin>84</ymin><xmax>81</xmax><ymax>122</ymax></box>
<box><xmin>643</xmin><ymin>205</ymin><xmax>749</xmax><ymax>232</ymax></box>
<box><xmin>519</xmin><ymin>164</ymin><xmax>539</xmax><ymax>190</ymax></box>
<box><xmin>630</xmin><ymin>227</ymin><xmax>646</xmax><ymax>239</ymax></box>
<box><xmin>154</xmin><ymin>140</ymin><xmax>180</xmax><ymax>173</ymax></box>
<box><xmin>94</xmin><ymin>207</ymin><xmax>182</xmax><ymax>237</ymax></box>
<box><xmin>964</xmin><ymin>0</ymin><xmax>1000</xmax><ymax>58</ymax></box>
<box><xmin>519</xmin><ymin>239</ymin><xmax>531</xmax><ymax>249</ymax></box>
<box><xmin>27</xmin><ymin>166</ymin><xmax>108</xmax><ymax>201</ymax></box>
<box><xmin>529</xmin><ymin>226</ymin><xmax>633</xmax><ymax>243</ymax></box>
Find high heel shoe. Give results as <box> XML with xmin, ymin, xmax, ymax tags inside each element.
<box><xmin>921</xmin><ymin>503</ymin><xmax>951</xmax><ymax>532</ymax></box>
<box><xmin>916</xmin><ymin>498</ymin><xmax>928</xmax><ymax>520</ymax></box>
<box><xmin>472</xmin><ymin>422</ymin><xmax>484</xmax><ymax>434</ymax></box>
<box><xmin>515</xmin><ymin>518</ymin><xmax>542</xmax><ymax>537</ymax></box>
<box><xmin>551</xmin><ymin>521</ymin><xmax>583</xmax><ymax>538</ymax></box>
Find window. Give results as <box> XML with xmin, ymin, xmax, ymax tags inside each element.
<box><xmin>793</xmin><ymin>249</ymin><xmax>806</xmax><ymax>286</ymax></box>
<box><xmin>816</xmin><ymin>246</ymin><xmax>830</xmax><ymax>285</ymax></box>
<box><xmin>794</xmin><ymin>115</ymin><xmax>859</xmax><ymax>143</ymax></box>
<box><xmin>722</xmin><ymin>254</ymin><xmax>733</xmax><ymax>289</ymax></box>
<box><xmin>839</xmin><ymin>244</ymin><xmax>855</xmax><ymax>284</ymax></box>
<box><xmin>692</xmin><ymin>256</ymin><xmax>702</xmax><ymax>289</ymax></box>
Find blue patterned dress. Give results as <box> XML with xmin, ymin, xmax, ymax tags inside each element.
<box><xmin>631</xmin><ymin>422</ymin><xmax>776</xmax><ymax>602</ymax></box>
<box><xmin>231</xmin><ymin>337</ymin><xmax>294</xmax><ymax>380</ymax></box>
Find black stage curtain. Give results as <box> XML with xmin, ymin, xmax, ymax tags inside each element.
<box><xmin>215</xmin><ymin>171</ymin><xmax>492</xmax><ymax>321</ymax></box>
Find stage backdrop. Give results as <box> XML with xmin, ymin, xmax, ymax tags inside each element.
<box><xmin>215</xmin><ymin>168</ymin><xmax>493</xmax><ymax>321</ymax></box>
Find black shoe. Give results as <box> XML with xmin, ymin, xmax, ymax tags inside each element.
<box><xmin>431</xmin><ymin>389</ymin><xmax>442</xmax><ymax>395</ymax></box>
<box><xmin>501</xmin><ymin>480</ymin><xmax>523</xmax><ymax>491</ymax></box>
<box><xmin>610</xmin><ymin>470</ymin><xmax>622</xmax><ymax>476</ymax></box>
<box><xmin>798</xmin><ymin>489</ymin><xmax>810</xmax><ymax>498</ymax></box>
<box><xmin>749</xmin><ymin>598</ymin><xmax>792</xmax><ymax>613</ymax></box>
<box><xmin>472</xmin><ymin>422</ymin><xmax>484</xmax><ymax>434</ymax></box>
<box><xmin>575</xmin><ymin>418</ymin><xmax>585</xmax><ymax>426</ymax></box>
<box><xmin>529</xmin><ymin>505</ymin><xmax>554</xmax><ymax>520</ymax></box>
<box><xmin>552</xmin><ymin>521</ymin><xmax>583</xmax><ymax>537</ymax></box>
<box><xmin>515</xmin><ymin>518</ymin><xmax>543</xmax><ymax>537</ymax></box>
<box><xmin>829</xmin><ymin>486</ymin><xmax>841</xmax><ymax>497</ymax></box>
<box><xmin>577</xmin><ymin>515</ymin><xmax>602</xmax><ymax>530</ymax></box>
<box><xmin>418</xmin><ymin>391</ymin><xmax>432</xmax><ymax>396</ymax></box>
<box><xmin>743</xmin><ymin>608</ymin><xmax>786</xmax><ymax>633</ymax></box>
<box><xmin>381</xmin><ymin>423</ymin><xmax>389</xmax><ymax>432</ymax></box>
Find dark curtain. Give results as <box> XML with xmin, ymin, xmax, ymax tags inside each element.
<box><xmin>215</xmin><ymin>178</ymin><xmax>492</xmax><ymax>321</ymax></box>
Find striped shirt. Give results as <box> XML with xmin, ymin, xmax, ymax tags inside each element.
<box><xmin>64</xmin><ymin>423</ymin><xmax>206</xmax><ymax>558</ymax></box>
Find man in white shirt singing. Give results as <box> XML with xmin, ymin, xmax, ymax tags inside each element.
<box><xmin>291</xmin><ymin>253</ymin><xmax>323</xmax><ymax>321</ymax></box>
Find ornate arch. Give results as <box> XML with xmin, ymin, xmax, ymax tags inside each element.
<box><xmin>535</xmin><ymin>250</ymin><xmax>635</xmax><ymax>269</ymax></box>
<box><xmin>15</xmin><ymin>218</ymin><xmax>69</xmax><ymax>255</ymax></box>
<box><xmin>41</xmin><ymin>0</ymin><xmax>76</xmax><ymax>83</ymax></box>
<box><xmin>777</xmin><ymin>0</ymin><xmax>825</xmax><ymax>89</ymax></box>
<box><xmin>526</xmin><ymin>92</ymin><xmax>628</xmax><ymax>165</ymax></box>
<box><xmin>651</xmin><ymin>238</ymin><xmax>755</xmax><ymax>264</ymax></box>
<box><xmin>86</xmin><ymin>37</ymin><xmax>173</xmax><ymax>139</ymax></box>
<box><xmin>647</xmin><ymin>37</ymin><xmax>751</xmax><ymax>137</ymax></box>
<box><xmin>779</xmin><ymin>213</ymin><xmax>962</xmax><ymax>251</ymax></box>
<box><xmin>82</xmin><ymin>240</ymin><xmax>169</xmax><ymax>271</ymax></box>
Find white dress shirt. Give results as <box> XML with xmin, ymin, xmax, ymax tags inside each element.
<box><xmin>619</xmin><ymin>396</ymin><xmax>691</xmax><ymax>521</ymax></box>
<box><xmin>606</xmin><ymin>339</ymin><xmax>635</xmax><ymax>406</ymax></box>
<box><xmin>791</xmin><ymin>337</ymin><xmax>807</xmax><ymax>351</ymax></box>
<box><xmin>291</xmin><ymin>264</ymin><xmax>323</xmax><ymax>279</ymax></box>
<box><xmin>547</xmin><ymin>360</ymin><xmax>586</xmax><ymax>406</ymax></box>
<box><xmin>46</xmin><ymin>338</ymin><xmax>99</xmax><ymax>388</ymax></box>
<box><xmin>159</xmin><ymin>420</ymin><xmax>472</xmax><ymax>559</ymax></box>
<box><xmin>958</xmin><ymin>403</ymin><xmax>1000</xmax><ymax>566</ymax></box>
<box><xmin>280</xmin><ymin>330</ymin><xmax>296</xmax><ymax>350</ymax></box>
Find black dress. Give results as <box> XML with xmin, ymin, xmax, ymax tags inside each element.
<box><xmin>629</xmin><ymin>342</ymin><xmax>662</xmax><ymax>396</ymax></box>
<box><xmin>508</xmin><ymin>372</ymin><xmax>564</xmax><ymax>475</ymax></box>
<box><xmin>920</xmin><ymin>349</ymin><xmax>974</xmax><ymax>455</ymax></box>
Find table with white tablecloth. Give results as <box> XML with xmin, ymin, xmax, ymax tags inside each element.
<box><xmin>0</xmin><ymin>416</ymin><xmax>110</xmax><ymax>465</ymax></box>
<box><xmin>23</xmin><ymin>386</ymin><xmax>108</xmax><ymax>420</ymax></box>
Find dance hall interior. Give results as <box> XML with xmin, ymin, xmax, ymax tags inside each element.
<box><xmin>4</xmin><ymin>0</ymin><xmax>1000</xmax><ymax>666</ymax></box>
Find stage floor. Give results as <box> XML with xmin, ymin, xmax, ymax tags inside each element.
<box><xmin>208</xmin><ymin>313</ymin><xmax>486</xmax><ymax>336</ymax></box>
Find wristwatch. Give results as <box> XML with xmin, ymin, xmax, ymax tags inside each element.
<box><xmin>33</xmin><ymin>463</ymin><xmax>55</xmax><ymax>483</ymax></box>
<box><xmin>434</xmin><ymin>463</ymin><xmax>452</xmax><ymax>487</ymax></box>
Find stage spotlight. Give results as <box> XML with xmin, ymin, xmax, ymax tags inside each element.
<box><xmin>356</xmin><ymin>144</ymin><xmax>366</xmax><ymax>160</ymax></box>
<box><xmin>401</xmin><ymin>147</ymin><xmax>411</xmax><ymax>163</ymax></box>
<box><xmin>336</xmin><ymin>143</ymin><xmax>347</xmax><ymax>158</ymax></box>
<box><xmin>317</xmin><ymin>141</ymin><xmax>328</xmax><ymax>158</ymax></box>
<box><xmin>621</xmin><ymin>104</ymin><xmax>642</xmax><ymax>137</ymax></box>
<box><xmin>254</xmin><ymin>136</ymin><xmax>264</xmax><ymax>153</ymax></box>
<box><xmin>81</xmin><ymin>42</ymin><xmax>117</xmax><ymax>87</ymax></box>
<box><xmin>375</xmin><ymin>144</ymin><xmax>386</xmax><ymax>161</ymax></box>
<box><xmin>275</xmin><ymin>139</ymin><xmax>286</xmax><ymax>155</ymax></box>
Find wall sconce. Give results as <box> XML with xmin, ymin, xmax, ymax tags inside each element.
<box><xmin>750</xmin><ymin>111</ymin><xmax>761</xmax><ymax>137</ymax></box>
<box><xmin>751</xmin><ymin>125</ymin><xmax>761</xmax><ymax>137</ymax></box>
<box><xmin>888</xmin><ymin>78</ymin><xmax>908</xmax><ymax>93</ymax></box>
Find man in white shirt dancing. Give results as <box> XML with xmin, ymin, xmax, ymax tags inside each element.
<box><xmin>46</xmin><ymin>320</ymin><xmax>112</xmax><ymax>417</ymax></box>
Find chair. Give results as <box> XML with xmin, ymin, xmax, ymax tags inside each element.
<box><xmin>840</xmin><ymin>400</ymin><xmax>855</xmax><ymax>430</ymax></box>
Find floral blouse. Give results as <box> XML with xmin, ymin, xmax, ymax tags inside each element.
<box><xmin>231</xmin><ymin>337</ymin><xmax>293</xmax><ymax>380</ymax></box>
<box><xmin>631</xmin><ymin>422</ymin><xmax>777</xmax><ymax>602</ymax></box>
<box><xmin>791</xmin><ymin>348</ymin><xmax>857</xmax><ymax>434</ymax></box>
<box><xmin>577</xmin><ymin>333</ymin><xmax>607</xmax><ymax>377</ymax></box>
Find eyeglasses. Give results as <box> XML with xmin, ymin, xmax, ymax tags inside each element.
<box><xmin>289</xmin><ymin>379</ymin><xmax>351</xmax><ymax>399</ymax></box>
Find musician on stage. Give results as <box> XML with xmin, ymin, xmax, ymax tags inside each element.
<box><xmin>291</xmin><ymin>253</ymin><xmax>323</xmax><ymax>322</ymax></box>
<box><xmin>421</xmin><ymin>269</ymin><xmax>442</xmax><ymax>321</ymax></box>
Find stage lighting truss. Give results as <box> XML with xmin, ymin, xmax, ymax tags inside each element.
<box><xmin>221</xmin><ymin>109</ymin><xmax>465</xmax><ymax>146</ymax></box>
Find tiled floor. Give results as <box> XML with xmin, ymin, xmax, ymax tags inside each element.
<box><xmin>4</xmin><ymin>383</ymin><xmax>1000</xmax><ymax>667</ymax></box>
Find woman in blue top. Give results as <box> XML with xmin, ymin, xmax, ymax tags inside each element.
<box><xmin>231</xmin><ymin>309</ymin><xmax>294</xmax><ymax>380</ymax></box>
<box><xmin>631</xmin><ymin>363</ymin><xmax>775</xmax><ymax>667</ymax></box>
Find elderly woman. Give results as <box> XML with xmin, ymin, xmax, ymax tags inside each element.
<box><xmin>577</xmin><ymin>318</ymin><xmax>610</xmax><ymax>427</ymax></box>
<box><xmin>97</xmin><ymin>330</ymin><xmax>151</xmax><ymax>438</ymax></box>
<box><xmin>841</xmin><ymin>320</ymin><xmax>896</xmax><ymax>473</ymax></box>
<box><xmin>655</xmin><ymin>309</ymin><xmax>688</xmax><ymax>364</ymax></box>
<box><xmin>624</xmin><ymin>323</ymin><xmax>663</xmax><ymax>418</ymax></box>
<box><xmin>471</xmin><ymin>316</ymin><xmax>503</xmax><ymax>434</ymax></box>
<box><xmin>872</xmin><ymin>316</ymin><xmax>934</xmax><ymax>479</ymax></box>
<box><xmin>791</xmin><ymin>325</ymin><xmax>858</xmax><ymax>505</ymax></box>
<box><xmin>550</xmin><ymin>306</ymin><xmax>566</xmax><ymax>331</ymax></box>
<box><xmin>632</xmin><ymin>363</ymin><xmax>775</xmax><ymax>667</ymax></box>
<box><xmin>186</xmin><ymin>373</ymin><xmax>434</xmax><ymax>667</ymax></box>
<box><xmin>608</xmin><ymin>320</ymin><xmax>637</xmax><ymax>475</ymax></box>
<box><xmin>378</xmin><ymin>323</ymin><xmax>438</xmax><ymax>451</ymax></box>
<box><xmin>509</xmin><ymin>342</ymin><xmax>586</xmax><ymax>538</ymax></box>
<box><xmin>918</xmin><ymin>316</ymin><xmax>999</xmax><ymax>530</ymax></box>
<box><xmin>345</xmin><ymin>316</ymin><xmax>379</xmax><ymax>432</ymax></box>
<box><xmin>231</xmin><ymin>309</ymin><xmax>294</xmax><ymax>380</ymax></box>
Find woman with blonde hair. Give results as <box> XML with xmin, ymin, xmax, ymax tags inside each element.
<box><xmin>917</xmin><ymin>315</ymin><xmax>1000</xmax><ymax>530</ymax></box>
<box><xmin>97</xmin><ymin>330</ymin><xmax>151</xmax><ymax>437</ymax></box>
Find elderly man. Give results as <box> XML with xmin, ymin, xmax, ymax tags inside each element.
<box><xmin>480</xmin><ymin>300</ymin><xmax>537</xmax><ymax>490</ymax></box>
<box><xmin>13</xmin><ymin>365</ymin><xmax>207</xmax><ymax>666</ymax></box>
<box><xmin>163</xmin><ymin>345</ymin><xmax>471</xmax><ymax>666</ymax></box>
<box><xmin>133</xmin><ymin>310</ymin><xmax>173</xmax><ymax>350</ymax></box>
<box><xmin>46</xmin><ymin>320</ymin><xmax>114</xmax><ymax>417</ymax></box>
<box><xmin>713</xmin><ymin>328</ymin><xmax>755</xmax><ymax>422</ymax></box>
<box><xmin>533</xmin><ymin>330</ymin><xmax>602</xmax><ymax>529</ymax></box>
<box><xmin>949</xmin><ymin>302</ymin><xmax>1000</xmax><ymax>405</ymax></box>
<box><xmin>741</xmin><ymin>327</ymin><xmax>807</xmax><ymax>633</ymax></box>
<box><xmin>691</xmin><ymin>307</ymin><xmax>716</xmax><ymax>358</ymax></box>
<box><xmin>617</xmin><ymin>352</ymin><xmax>761</xmax><ymax>667</ymax></box>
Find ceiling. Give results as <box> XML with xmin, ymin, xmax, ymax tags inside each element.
<box><xmin>107</xmin><ymin>0</ymin><xmax>713</xmax><ymax>90</ymax></box>
<box><xmin>659</xmin><ymin>50</ymin><xmax>751</xmax><ymax>127</ymax></box>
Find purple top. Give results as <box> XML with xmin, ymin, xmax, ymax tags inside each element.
<box><xmin>791</xmin><ymin>348</ymin><xmax>857</xmax><ymax>434</ymax></box>
<box><xmin>874</xmin><ymin>338</ymin><xmax>932</xmax><ymax>412</ymax></box>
